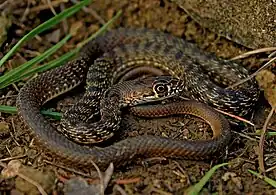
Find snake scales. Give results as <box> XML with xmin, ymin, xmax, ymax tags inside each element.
<box><xmin>16</xmin><ymin>28</ymin><xmax>259</xmax><ymax>168</ymax></box>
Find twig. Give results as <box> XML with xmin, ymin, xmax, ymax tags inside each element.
<box><xmin>0</xmin><ymin>161</ymin><xmax>48</xmax><ymax>195</ymax></box>
<box><xmin>215</xmin><ymin>109</ymin><xmax>255</xmax><ymax>126</ymax></box>
<box><xmin>174</xmin><ymin>161</ymin><xmax>187</xmax><ymax>177</ymax></box>
<box><xmin>43</xmin><ymin>159</ymin><xmax>96</xmax><ymax>178</ymax></box>
<box><xmin>5</xmin><ymin>145</ymin><xmax>11</xmax><ymax>156</ymax></box>
<box><xmin>180</xmin><ymin>96</ymin><xmax>254</xmax><ymax>125</ymax></box>
<box><xmin>173</xmin><ymin>170</ymin><xmax>188</xmax><ymax>180</ymax></box>
<box><xmin>230</xmin><ymin>47</ymin><xmax>276</xmax><ymax>61</ymax></box>
<box><xmin>268</xmin><ymin>50</ymin><xmax>276</xmax><ymax>58</ymax></box>
<box><xmin>227</xmin><ymin>56</ymin><xmax>276</xmax><ymax>89</ymax></box>
<box><xmin>46</xmin><ymin>0</ymin><xmax>57</xmax><ymax>15</ymax></box>
<box><xmin>267</xmin><ymin>126</ymin><xmax>276</xmax><ymax>131</ymax></box>
<box><xmin>0</xmin><ymin>0</ymin><xmax>9</xmax><ymax>9</ymax></box>
<box><xmin>265</xmin><ymin>164</ymin><xmax>276</xmax><ymax>173</ymax></box>
<box><xmin>90</xmin><ymin>160</ymin><xmax>104</xmax><ymax>195</ymax></box>
<box><xmin>115</xmin><ymin>177</ymin><xmax>141</xmax><ymax>184</ymax></box>
<box><xmin>60</xmin><ymin>3</ymin><xmax>69</xmax><ymax>33</ymax></box>
<box><xmin>0</xmin><ymin>155</ymin><xmax>26</xmax><ymax>162</ymax></box>
<box><xmin>173</xmin><ymin>160</ymin><xmax>191</xmax><ymax>184</ymax></box>
<box><xmin>12</xmin><ymin>83</ymin><xmax>20</xmax><ymax>92</ymax></box>
<box><xmin>17</xmin><ymin>172</ymin><xmax>48</xmax><ymax>195</ymax></box>
<box><xmin>113</xmin><ymin>184</ymin><xmax>128</xmax><ymax>195</ymax></box>
<box><xmin>20</xmin><ymin>0</ymin><xmax>30</xmax><ymax>22</ymax></box>
<box><xmin>70</xmin><ymin>0</ymin><xmax>106</xmax><ymax>25</ymax></box>
<box><xmin>103</xmin><ymin>163</ymin><xmax>114</xmax><ymax>188</ymax></box>
<box><xmin>10</xmin><ymin>118</ymin><xmax>20</xmax><ymax>146</ymax></box>
<box><xmin>232</xmin><ymin>131</ymin><xmax>258</xmax><ymax>142</ymax></box>
<box><xmin>13</xmin><ymin>0</ymin><xmax>68</xmax><ymax>14</ymax></box>
<box><xmin>258</xmin><ymin>107</ymin><xmax>275</xmax><ymax>173</ymax></box>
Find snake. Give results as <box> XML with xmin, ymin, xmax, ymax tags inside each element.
<box><xmin>16</xmin><ymin>28</ymin><xmax>259</xmax><ymax>168</ymax></box>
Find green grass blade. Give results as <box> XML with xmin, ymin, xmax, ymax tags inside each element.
<box><xmin>267</xmin><ymin>132</ymin><xmax>276</xmax><ymax>136</ymax></box>
<box><xmin>0</xmin><ymin>34</ymin><xmax>71</xmax><ymax>88</ymax></box>
<box><xmin>248</xmin><ymin>169</ymin><xmax>276</xmax><ymax>188</ymax></box>
<box><xmin>0</xmin><ymin>0</ymin><xmax>92</xmax><ymax>68</ymax></box>
<box><xmin>41</xmin><ymin>110</ymin><xmax>62</xmax><ymax>120</ymax></box>
<box><xmin>0</xmin><ymin>105</ymin><xmax>17</xmax><ymax>114</ymax></box>
<box><xmin>0</xmin><ymin>105</ymin><xmax>61</xmax><ymax>119</ymax></box>
<box><xmin>255</xmin><ymin>130</ymin><xmax>276</xmax><ymax>137</ymax></box>
<box><xmin>0</xmin><ymin>48</ymin><xmax>78</xmax><ymax>89</ymax></box>
<box><xmin>0</xmin><ymin>9</ymin><xmax>122</xmax><ymax>89</ymax></box>
<box><xmin>185</xmin><ymin>163</ymin><xmax>229</xmax><ymax>195</ymax></box>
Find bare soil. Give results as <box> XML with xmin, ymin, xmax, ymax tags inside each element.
<box><xmin>0</xmin><ymin>0</ymin><xmax>275</xmax><ymax>194</ymax></box>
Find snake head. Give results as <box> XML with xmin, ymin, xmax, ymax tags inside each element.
<box><xmin>108</xmin><ymin>76</ymin><xmax>183</xmax><ymax>107</ymax></box>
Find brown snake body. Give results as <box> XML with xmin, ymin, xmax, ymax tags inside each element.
<box><xmin>16</xmin><ymin>28</ymin><xmax>259</xmax><ymax>168</ymax></box>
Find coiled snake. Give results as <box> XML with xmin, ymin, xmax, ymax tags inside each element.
<box><xmin>16</xmin><ymin>28</ymin><xmax>259</xmax><ymax>168</ymax></box>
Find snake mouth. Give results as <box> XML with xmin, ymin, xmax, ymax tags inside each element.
<box><xmin>126</xmin><ymin>93</ymin><xmax>178</xmax><ymax>107</ymax></box>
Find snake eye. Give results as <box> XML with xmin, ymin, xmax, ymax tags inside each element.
<box><xmin>155</xmin><ymin>84</ymin><xmax>166</xmax><ymax>92</ymax></box>
<box><xmin>153</xmin><ymin>83</ymin><xmax>169</xmax><ymax>97</ymax></box>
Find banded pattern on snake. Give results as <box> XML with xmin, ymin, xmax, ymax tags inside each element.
<box><xmin>16</xmin><ymin>28</ymin><xmax>259</xmax><ymax>168</ymax></box>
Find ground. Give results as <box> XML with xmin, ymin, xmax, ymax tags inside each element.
<box><xmin>0</xmin><ymin>0</ymin><xmax>276</xmax><ymax>194</ymax></box>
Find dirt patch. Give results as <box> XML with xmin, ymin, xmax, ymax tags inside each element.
<box><xmin>0</xmin><ymin>0</ymin><xmax>275</xmax><ymax>194</ymax></box>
